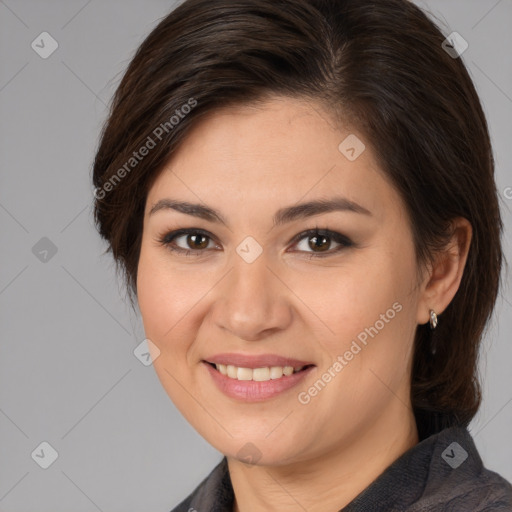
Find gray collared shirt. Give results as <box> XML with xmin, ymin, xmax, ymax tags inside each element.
<box><xmin>170</xmin><ymin>426</ymin><xmax>512</xmax><ymax>511</ymax></box>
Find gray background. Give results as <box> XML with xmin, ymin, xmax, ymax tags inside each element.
<box><xmin>0</xmin><ymin>1</ymin><xmax>511</xmax><ymax>511</ymax></box>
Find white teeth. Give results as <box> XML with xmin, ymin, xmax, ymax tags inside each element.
<box><xmin>270</xmin><ymin>366</ymin><xmax>283</xmax><ymax>379</ymax></box>
<box><xmin>253</xmin><ymin>367</ymin><xmax>270</xmax><ymax>381</ymax></box>
<box><xmin>282</xmin><ymin>366</ymin><xmax>294</xmax><ymax>376</ymax></box>
<box><xmin>237</xmin><ymin>367</ymin><xmax>253</xmax><ymax>380</ymax></box>
<box><xmin>214</xmin><ymin>364</ymin><xmax>306</xmax><ymax>381</ymax></box>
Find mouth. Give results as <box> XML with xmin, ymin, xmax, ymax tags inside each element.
<box><xmin>204</xmin><ymin>361</ymin><xmax>315</xmax><ymax>382</ymax></box>
<box><xmin>202</xmin><ymin>360</ymin><xmax>316</xmax><ymax>402</ymax></box>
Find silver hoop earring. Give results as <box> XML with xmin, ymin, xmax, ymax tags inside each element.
<box><xmin>429</xmin><ymin>309</ymin><xmax>438</xmax><ymax>330</ymax></box>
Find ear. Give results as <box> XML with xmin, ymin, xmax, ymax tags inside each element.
<box><xmin>416</xmin><ymin>217</ymin><xmax>472</xmax><ymax>325</ymax></box>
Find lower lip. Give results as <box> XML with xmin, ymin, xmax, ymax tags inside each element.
<box><xmin>203</xmin><ymin>362</ymin><xmax>315</xmax><ymax>402</ymax></box>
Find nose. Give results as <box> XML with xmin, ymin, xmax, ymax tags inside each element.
<box><xmin>211</xmin><ymin>248</ymin><xmax>293</xmax><ymax>341</ymax></box>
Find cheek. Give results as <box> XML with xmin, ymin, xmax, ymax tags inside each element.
<box><xmin>136</xmin><ymin>246</ymin><xmax>204</xmax><ymax>417</ymax></box>
<box><xmin>136</xmin><ymin>243</ymin><xmax>223</xmax><ymax>377</ymax></box>
<box><xmin>299</xmin><ymin>259</ymin><xmax>404</xmax><ymax>350</ymax></box>
<box><xmin>136</xmin><ymin>245</ymin><xmax>193</xmax><ymax>354</ymax></box>
<box><xmin>136</xmin><ymin>249</ymin><xmax>168</xmax><ymax>338</ymax></box>
<box><xmin>137</xmin><ymin>242</ymin><xmax>195</xmax><ymax>335</ymax></box>
<box><xmin>314</xmin><ymin>243</ymin><xmax>417</xmax><ymax>384</ymax></box>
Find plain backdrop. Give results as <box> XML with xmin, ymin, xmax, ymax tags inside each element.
<box><xmin>1</xmin><ymin>1</ymin><xmax>511</xmax><ymax>511</ymax></box>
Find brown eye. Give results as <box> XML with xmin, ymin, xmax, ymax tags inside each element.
<box><xmin>307</xmin><ymin>234</ymin><xmax>331</xmax><ymax>252</ymax></box>
<box><xmin>159</xmin><ymin>228</ymin><xmax>217</xmax><ymax>255</ymax></box>
<box><xmin>186</xmin><ymin>233</ymin><xmax>209</xmax><ymax>250</ymax></box>
<box><xmin>291</xmin><ymin>228</ymin><xmax>353</xmax><ymax>258</ymax></box>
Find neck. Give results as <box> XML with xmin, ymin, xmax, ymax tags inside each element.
<box><xmin>228</xmin><ymin>401</ymin><xmax>419</xmax><ymax>512</ymax></box>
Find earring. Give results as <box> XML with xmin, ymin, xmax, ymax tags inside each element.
<box><xmin>429</xmin><ymin>309</ymin><xmax>438</xmax><ymax>330</ymax></box>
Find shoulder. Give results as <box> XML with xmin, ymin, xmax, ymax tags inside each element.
<box><xmin>410</xmin><ymin>426</ymin><xmax>512</xmax><ymax>511</ymax></box>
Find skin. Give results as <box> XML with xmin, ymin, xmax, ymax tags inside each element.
<box><xmin>136</xmin><ymin>96</ymin><xmax>472</xmax><ymax>512</ymax></box>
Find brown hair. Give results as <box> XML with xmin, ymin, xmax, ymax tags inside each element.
<box><xmin>92</xmin><ymin>0</ymin><xmax>505</xmax><ymax>439</ymax></box>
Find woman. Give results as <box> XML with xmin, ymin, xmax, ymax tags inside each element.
<box><xmin>92</xmin><ymin>0</ymin><xmax>512</xmax><ymax>510</ymax></box>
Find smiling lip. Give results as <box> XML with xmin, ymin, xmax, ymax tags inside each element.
<box><xmin>204</xmin><ymin>363</ymin><xmax>315</xmax><ymax>401</ymax></box>
<box><xmin>202</xmin><ymin>353</ymin><xmax>316</xmax><ymax>402</ymax></box>
<box><xmin>204</xmin><ymin>353</ymin><xmax>314</xmax><ymax>368</ymax></box>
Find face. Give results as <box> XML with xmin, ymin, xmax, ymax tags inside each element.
<box><xmin>137</xmin><ymin>96</ymin><xmax>423</xmax><ymax>466</ymax></box>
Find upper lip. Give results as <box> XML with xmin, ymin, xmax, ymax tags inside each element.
<box><xmin>204</xmin><ymin>353</ymin><xmax>315</xmax><ymax>369</ymax></box>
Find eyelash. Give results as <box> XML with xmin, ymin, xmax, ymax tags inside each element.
<box><xmin>156</xmin><ymin>227</ymin><xmax>354</xmax><ymax>259</ymax></box>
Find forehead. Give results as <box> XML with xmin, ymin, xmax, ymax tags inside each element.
<box><xmin>146</xmin><ymin>96</ymin><xmax>399</xmax><ymax>222</ymax></box>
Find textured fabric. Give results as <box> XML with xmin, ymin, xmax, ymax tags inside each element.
<box><xmin>170</xmin><ymin>426</ymin><xmax>512</xmax><ymax>511</ymax></box>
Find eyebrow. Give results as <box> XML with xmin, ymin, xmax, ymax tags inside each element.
<box><xmin>148</xmin><ymin>196</ymin><xmax>372</xmax><ymax>227</ymax></box>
